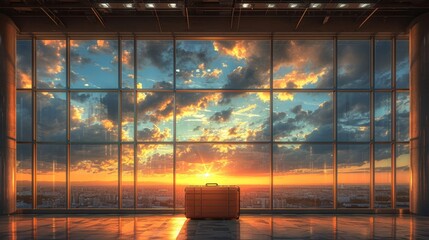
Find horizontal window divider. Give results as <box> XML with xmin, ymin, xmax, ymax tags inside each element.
<box><xmin>66</xmin><ymin>89</ymin><xmax>123</xmax><ymax>92</ymax></box>
<box><xmin>273</xmin><ymin>89</ymin><xmax>334</xmax><ymax>92</ymax></box>
<box><xmin>175</xmin><ymin>141</ymin><xmax>271</xmax><ymax>144</ymax></box>
<box><xmin>273</xmin><ymin>142</ymin><xmax>335</xmax><ymax>144</ymax></box>
<box><xmin>23</xmin><ymin>88</ymin><xmax>409</xmax><ymax>92</ymax></box>
<box><xmin>32</xmin><ymin>89</ymin><xmax>68</xmax><ymax>91</ymax></box>
<box><xmin>175</xmin><ymin>89</ymin><xmax>270</xmax><ymax>92</ymax></box>
<box><xmin>69</xmin><ymin>142</ymin><xmax>122</xmax><ymax>145</ymax></box>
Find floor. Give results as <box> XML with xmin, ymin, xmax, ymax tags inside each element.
<box><xmin>1</xmin><ymin>214</ymin><xmax>428</xmax><ymax>239</ymax></box>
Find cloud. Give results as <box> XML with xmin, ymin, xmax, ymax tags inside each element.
<box><xmin>35</xmin><ymin>40</ymin><xmax>66</xmax><ymax>88</ymax></box>
<box><xmin>274</xmin><ymin>69</ymin><xmax>329</xmax><ymax>89</ymax></box>
<box><xmin>87</xmin><ymin>40</ymin><xmax>117</xmax><ymax>55</ymax></box>
<box><xmin>337</xmin><ymin>40</ymin><xmax>370</xmax><ymax>88</ymax></box>
<box><xmin>137</xmin><ymin>125</ymin><xmax>171</xmax><ymax>141</ymax></box>
<box><xmin>337</xmin><ymin>144</ymin><xmax>370</xmax><ymax>167</ymax></box>
<box><xmin>273</xmin><ymin>40</ymin><xmax>333</xmax><ymax>89</ymax></box>
<box><xmin>273</xmin><ymin>144</ymin><xmax>333</xmax><ymax>173</ymax></box>
<box><xmin>17</xmin><ymin>72</ymin><xmax>32</xmax><ymax>88</ymax></box>
<box><xmin>209</xmin><ymin>108</ymin><xmax>233</xmax><ymax>123</ymax></box>
<box><xmin>37</xmin><ymin>93</ymin><xmax>67</xmax><ymax>141</ymax></box>
<box><xmin>176</xmin><ymin>144</ymin><xmax>270</xmax><ymax>176</ymax></box>
<box><xmin>137</xmin><ymin>40</ymin><xmax>174</xmax><ymax>72</ymax></box>
<box><xmin>35</xmin><ymin>145</ymin><xmax>67</xmax><ymax>173</ymax></box>
<box><xmin>137</xmin><ymin>92</ymin><xmax>174</xmax><ymax>124</ymax></box>
<box><xmin>70</xmin><ymin>145</ymin><xmax>118</xmax><ymax>174</ymax></box>
<box><xmin>337</xmin><ymin>92</ymin><xmax>370</xmax><ymax>141</ymax></box>
<box><xmin>176</xmin><ymin>93</ymin><xmax>221</xmax><ymax>119</ymax></box>
<box><xmin>222</xmin><ymin>41</ymin><xmax>270</xmax><ymax>89</ymax></box>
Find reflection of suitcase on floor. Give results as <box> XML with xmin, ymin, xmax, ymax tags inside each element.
<box><xmin>185</xmin><ymin>183</ymin><xmax>240</xmax><ymax>219</ymax></box>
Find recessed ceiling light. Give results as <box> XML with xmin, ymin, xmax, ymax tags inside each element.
<box><xmin>359</xmin><ymin>3</ymin><xmax>371</xmax><ymax>8</ymax></box>
<box><xmin>240</xmin><ymin>3</ymin><xmax>251</xmax><ymax>8</ymax></box>
<box><xmin>145</xmin><ymin>3</ymin><xmax>156</xmax><ymax>8</ymax></box>
<box><xmin>310</xmin><ymin>3</ymin><xmax>322</xmax><ymax>8</ymax></box>
<box><xmin>168</xmin><ymin>3</ymin><xmax>177</xmax><ymax>8</ymax></box>
<box><xmin>337</xmin><ymin>3</ymin><xmax>348</xmax><ymax>8</ymax></box>
<box><xmin>289</xmin><ymin>3</ymin><xmax>299</xmax><ymax>8</ymax></box>
<box><xmin>99</xmin><ymin>3</ymin><xmax>110</xmax><ymax>8</ymax></box>
<box><xmin>123</xmin><ymin>3</ymin><xmax>134</xmax><ymax>8</ymax></box>
<box><xmin>267</xmin><ymin>3</ymin><xmax>276</xmax><ymax>8</ymax></box>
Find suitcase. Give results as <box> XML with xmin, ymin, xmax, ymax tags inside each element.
<box><xmin>185</xmin><ymin>183</ymin><xmax>240</xmax><ymax>219</ymax></box>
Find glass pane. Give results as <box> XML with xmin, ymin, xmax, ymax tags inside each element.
<box><xmin>37</xmin><ymin>144</ymin><xmax>66</xmax><ymax>208</ymax></box>
<box><xmin>17</xmin><ymin>91</ymin><xmax>33</xmax><ymax>141</ymax></box>
<box><xmin>396</xmin><ymin>92</ymin><xmax>409</xmax><ymax>142</ymax></box>
<box><xmin>396</xmin><ymin>40</ymin><xmax>409</xmax><ymax>89</ymax></box>
<box><xmin>374</xmin><ymin>40</ymin><xmax>392</xmax><ymax>89</ymax></box>
<box><xmin>70</xmin><ymin>92</ymin><xmax>118</xmax><ymax>142</ymax></box>
<box><xmin>36</xmin><ymin>40</ymin><xmax>66</xmax><ymax>89</ymax></box>
<box><xmin>70</xmin><ymin>145</ymin><xmax>118</xmax><ymax>208</ymax></box>
<box><xmin>337</xmin><ymin>92</ymin><xmax>370</xmax><ymax>142</ymax></box>
<box><xmin>374</xmin><ymin>92</ymin><xmax>391</xmax><ymax>142</ymax></box>
<box><xmin>122</xmin><ymin>92</ymin><xmax>135</xmax><ymax>141</ymax></box>
<box><xmin>273</xmin><ymin>144</ymin><xmax>333</xmax><ymax>208</ymax></box>
<box><xmin>122</xmin><ymin>144</ymin><xmax>134</xmax><ymax>208</ymax></box>
<box><xmin>375</xmin><ymin>144</ymin><xmax>392</xmax><ymax>208</ymax></box>
<box><xmin>17</xmin><ymin>143</ymin><xmax>32</xmax><ymax>209</ymax></box>
<box><xmin>137</xmin><ymin>92</ymin><xmax>173</xmax><ymax>142</ymax></box>
<box><xmin>273</xmin><ymin>40</ymin><xmax>333</xmax><ymax>89</ymax></box>
<box><xmin>337</xmin><ymin>144</ymin><xmax>370</xmax><ymax>208</ymax></box>
<box><xmin>137</xmin><ymin>144</ymin><xmax>173</xmax><ymax>208</ymax></box>
<box><xmin>70</xmin><ymin>39</ymin><xmax>118</xmax><ymax>88</ymax></box>
<box><xmin>136</xmin><ymin>40</ymin><xmax>173</xmax><ymax>89</ymax></box>
<box><xmin>176</xmin><ymin>92</ymin><xmax>270</xmax><ymax>142</ymax></box>
<box><xmin>37</xmin><ymin>92</ymin><xmax>67</xmax><ymax>142</ymax></box>
<box><xmin>337</xmin><ymin>40</ymin><xmax>370</xmax><ymax>89</ymax></box>
<box><xmin>16</xmin><ymin>40</ymin><xmax>32</xmax><ymax>89</ymax></box>
<box><xmin>273</xmin><ymin>92</ymin><xmax>333</xmax><ymax>142</ymax></box>
<box><xmin>176</xmin><ymin>40</ymin><xmax>270</xmax><ymax>89</ymax></box>
<box><xmin>122</xmin><ymin>40</ymin><xmax>135</xmax><ymax>89</ymax></box>
<box><xmin>176</xmin><ymin>144</ymin><xmax>271</xmax><ymax>209</ymax></box>
<box><xmin>396</xmin><ymin>143</ymin><xmax>410</xmax><ymax>208</ymax></box>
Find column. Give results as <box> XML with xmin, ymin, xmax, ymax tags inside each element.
<box><xmin>0</xmin><ymin>14</ymin><xmax>17</xmax><ymax>215</ymax></box>
<box><xmin>410</xmin><ymin>13</ymin><xmax>429</xmax><ymax>216</ymax></box>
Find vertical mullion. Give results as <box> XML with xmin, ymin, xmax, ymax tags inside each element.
<box><xmin>269</xmin><ymin>36</ymin><xmax>274</xmax><ymax>211</ymax></box>
<box><xmin>173</xmin><ymin>37</ymin><xmax>177</xmax><ymax>212</ymax></box>
<box><xmin>370</xmin><ymin>37</ymin><xmax>375</xmax><ymax>209</ymax></box>
<box><xmin>118</xmin><ymin>37</ymin><xmax>122</xmax><ymax>209</ymax></box>
<box><xmin>133</xmin><ymin>37</ymin><xmax>138</xmax><ymax>209</ymax></box>
<box><xmin>333</xmin><ymin>36</ymin><xmax>338</xmax><ymax>209</ymax></box>
<box><xmin>32</xmin><ymin>37</ymin><xmax>37</xmax><ymax>209</ymax></box>
<box><xmin>66</xmin><ymin>36</ymin><xmax>71</xmax><ymax>209</ymax></box>
<box><xmin>391</xmin><ymin>37</ymin><xmax>397</xmax><ymax>209</ymax></box>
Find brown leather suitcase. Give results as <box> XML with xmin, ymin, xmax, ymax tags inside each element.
<box><xmin>185</xmin><ymin>183</ymin><xmax>240</xmax><ymax>219</ymax></box>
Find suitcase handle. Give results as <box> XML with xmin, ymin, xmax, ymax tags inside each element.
<box><xmin>205</xmin><ymin>183</ymin><xmax>218</xmax><ymax>187</ymax></box>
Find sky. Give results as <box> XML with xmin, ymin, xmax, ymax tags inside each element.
<box><xmin>16</xmin><ymin>39</ymin><xmax>411</xmax><ymax>190</ymax></box>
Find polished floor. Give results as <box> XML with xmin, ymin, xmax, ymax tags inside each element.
<box><xmin>1</xmin><ymin>214</ymin><xmax>429</xmax><ymax>239</ymax></box>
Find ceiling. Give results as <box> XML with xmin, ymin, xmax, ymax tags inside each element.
<box><xmin>1</xmin><ymin>0</ymin><xmax>429</xmax><ymax>34</ymax></box>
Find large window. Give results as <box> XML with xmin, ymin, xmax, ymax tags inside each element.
<box><xmin>16</xmin><ymin>37</ymin><xmax>409</xmax><ymax>210</ymax></box>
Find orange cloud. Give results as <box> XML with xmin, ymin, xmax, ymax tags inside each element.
<box><xmin>71</xmin><ymin>106</ymin><xmax>84</xmax><ymax>122</ymax></box>
<box><xmin>213</xmin><ymin>41</ymin><xmax>248</xmax><ymax>59</ymax></box>
<box><xmin>201</xmin><ymin>68</ymin><xmax>222</xmax><ymax>79</ymax></box>
<box><xmin>101</xmin><ymin>119</ymin><xmax>115</xmax><ymax>131</ymax></box>
<box><xmin>17</xmin><ymin>71</ymin><xmax>32</xmax><ymax>88</ymax></box>
<box><xmin>276</xmin><ymin>92</ymin><xmax>294</xmax><ymax>101</ymax></box>
<box><xmin>70</xmin><ymin>40</ymin><xmax>79</xmax><ymax>47</ymax></box>
<box><xmin>274</xmin><ymin>68</ymin><xmax>328</xmax><ymax>89</ymax></box>
<box><xmin>176</xmin><ymin>93</ymin><xmax>222</xmax><ymax>120</ymax></box>
<box><xmin>122</xmin><ymin>49</ymin><xmax>133</xmax><ymax>68</ymax></box>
